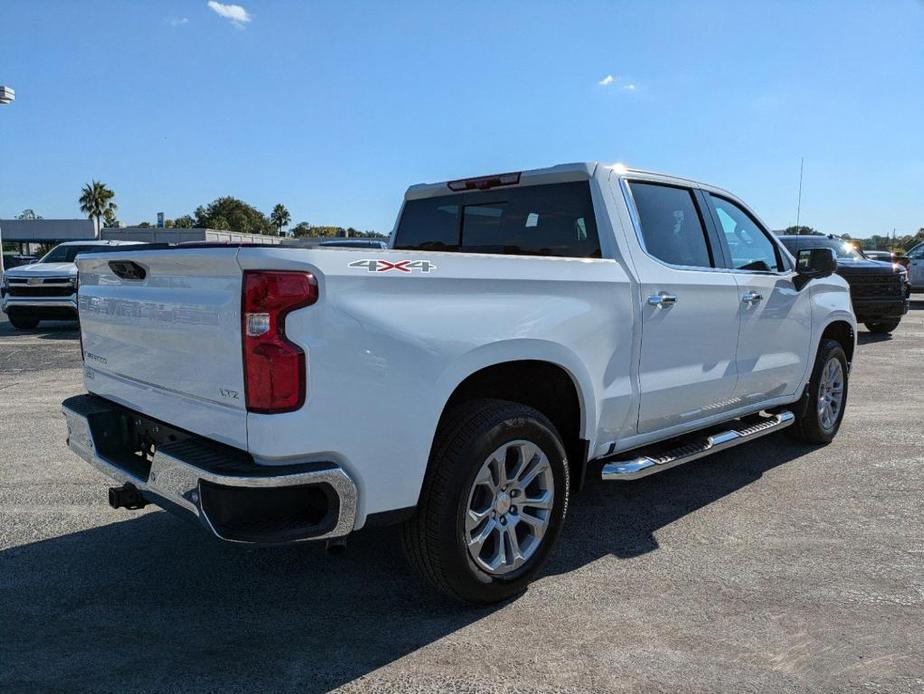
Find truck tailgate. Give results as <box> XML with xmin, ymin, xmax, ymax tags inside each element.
<box><xmin>76</xmin><ymin>248</ymin><xmax>248</xmax><ymax>449</ymax></box>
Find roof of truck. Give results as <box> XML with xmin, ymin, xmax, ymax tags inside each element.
<box><xmin>54</xmin><ymin>239</ymin><xmax>144</xmax><ymax>247</ymax></box>
<box><xmin>404</xmin><ymin>162</ymin><xmax>737</xmax><ymax>201</ymax></box>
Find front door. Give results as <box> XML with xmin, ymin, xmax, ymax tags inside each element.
<box><xmin>624</xmin><ymin>180</ymin><xmax>742</xmax><ymax>434</ymax></box>
<box><xmin>704</xmin><ymin>193</ymin><xmax>812</xmax><ymax>406</ymax></box>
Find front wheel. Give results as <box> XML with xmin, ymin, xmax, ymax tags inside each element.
<box><xmin>8</xmin><ymin>313</ymin><xmax>40</xmax><ymax>330</ymax></box>
<box><xmin>789</xmin><ymin>338</ymin><xmax>849</xmax><ymax>444</ymax></box>
<box><xmin>865</xmin><ymin>319</ymin><xmax>900</xmax><ymax>334</ymax></box>
<box><xmin>402</xmin><ymin>399</ymin><xmax>569</xmax><ymax>604</ymax></box>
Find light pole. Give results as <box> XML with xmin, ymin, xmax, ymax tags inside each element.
<box><xmin>0</xmin><ymin>85</ymin><xmax>14</xmax><ymax>280</ymax></box>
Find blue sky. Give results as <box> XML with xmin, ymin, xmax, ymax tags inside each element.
<box><xmin>1</xmin><ymin>1</ymin><xmax>922</xmax><ymax>236</ymax></box>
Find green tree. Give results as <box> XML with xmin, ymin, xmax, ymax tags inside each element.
<box><xmin>291</xmin><ymin>221</ymin><xmax>312</xmax><ymax>238</ymax></box>
<box><xmin>193</xmin><ymin>197</ymin><xmax>274</xmax><ymax>235</ymax></box>
<box><xmin>270</xmin><ymin>203</ymin><xmax>291</xmax><ymax>235</ymax></box>
<box><xmin>173</xmin><ymin>214</ymin><xmax>195</xmax><ymax>228</ymax></box>
<box><xmin>102</xmin><ymin>208</ymin><xmax>119</xmax><ymax>228</ymax></box>
<box><xmin>16</xmin><ymin>209</ymin><xmax>42</xmax><ymax>220</ymax></box>
<box><xmin>79</xmin><ymin>180</ymin><xmax>117</xmax><ymax>238</ymax></box>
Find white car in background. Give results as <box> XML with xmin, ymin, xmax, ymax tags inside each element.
<box><xmin>1</xmin><ymin>240</ymin><xmax>142</xmax><ymax>329</ymax></box>
<box><xmin>907</xmin><ymin>242</ymin><xmax>924</xmax><ymax>291</ymax></box>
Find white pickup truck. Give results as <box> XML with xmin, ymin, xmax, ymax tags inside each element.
<box><xmin>63</xmin><ymin>163</ymin><xmax>855</xmax><ymax>603</ymax></box>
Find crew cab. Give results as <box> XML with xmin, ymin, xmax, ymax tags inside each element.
<box><xmin>1</xmin><ymin>240</ymin><xmax>141</xmax><ymax>329</ymax></box>
<box><xmin>62</xmin><ymin>163</ymin><xmax>855</xmax><ymax>603</ymax></box>
<box><xmin>779</xmin><ymin>235</ymin><xmax>910</xmax><ymax>334</ymax></box>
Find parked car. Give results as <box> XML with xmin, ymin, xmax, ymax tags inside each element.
<box><xmin>1</xmin><ymin>254</ymin><xmax>39</xmax><ymax>269</ymax></box>
<box><xmin>906</xmin><ymin>241</ymin><xmax>924</xmax><ymax>291</ymax></box>
<box><xmin>862</xmin><ymin>249</ymin><xmax>911</xmax><ymax>272</ymax></box>
<box><xmin>0</xmin><ymin>240</ymin><xmax>142</xmax><ymax>329</ymax></box>
<box><xmin>779</xmin><ymin>235</ymin><xmax>909</xmax><ymax>334</ymax></box>
<box><xmin>319</xmin><ymin>239</ymin><xmax>388</xmax><ymax>249</ymax></box>
<box><xmin>62</xmin><ymin>163</ymin><xmax>854</xmax><ymax>603</ymax></box>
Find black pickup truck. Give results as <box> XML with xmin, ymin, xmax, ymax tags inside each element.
<box><xmin>780</xmin><ymin>235</ymin><xmax>910</xmax><ymax>334</ymax></box>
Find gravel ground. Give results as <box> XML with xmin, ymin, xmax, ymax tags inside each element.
<box><xmin>1</xmin><ymin>306</ymin><xmax>922</xmax><ymax>693</ymax></box>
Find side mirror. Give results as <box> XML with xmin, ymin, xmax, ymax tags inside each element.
<box><xmin>794</xmin><ymin>247</ymin><xmax>837</xmax><ymax>290</ymax></box>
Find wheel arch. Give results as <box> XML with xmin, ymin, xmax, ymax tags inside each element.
<box><xmin>429</xmin><ymin>343</ymin><xmax>597</xmax><ymax>494</ymax></box>
<box><xmin>819</xmin><ymin>318</ymin><xmax>856</xmax><ymax>366</ymax></box>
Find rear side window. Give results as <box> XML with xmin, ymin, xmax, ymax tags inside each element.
<box><xmin>393</xmin><ymin>182</ymin><xmax>601</xmax><ymax>258</ymax></box>
<box><xmin>629</xmin><ymin>182</ymin><xmax>713</xmax><ymax>268</ymax></box>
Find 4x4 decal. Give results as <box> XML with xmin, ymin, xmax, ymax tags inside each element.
<box><xmin>348</xmin><ymin>259</ymin><xmax>436</xmax><ymax>273</ymax></box>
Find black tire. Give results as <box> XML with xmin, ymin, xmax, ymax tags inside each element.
<box><xmin>865</xmin><ymin>320</ymin><xmax>900</xmax><ymax>334</ymax></box>
<box><xmin>8</xmin><ymin>313</ymin><xmax>40</xmax><ymax>330</ymax></box>
<box><xmin>789</xmin><ymin>338</ymin><xmax>849</xmax><ymax>444</ymax></box>
<box><xmin>402</xmin><ymin>399</ymin><xmax>570</xmax><ymax>604</ymax></box>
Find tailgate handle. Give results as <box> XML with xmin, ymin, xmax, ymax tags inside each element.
<box><xmin>108</xmin><ymin>260</ymin><xmax>147</xmax><ymax>281</ymax></box>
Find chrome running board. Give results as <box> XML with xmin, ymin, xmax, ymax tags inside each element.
<box><xmin>601</xmin><ymin>410</ymin><xmax>795</xmax><ymax>481</ymax></box>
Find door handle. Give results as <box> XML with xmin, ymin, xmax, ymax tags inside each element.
<box><xmin>647</xmin><ymin>292</ymin><xmax>678</xmax><ymax>308</ymax></box>
<box><xmin>742</xmin><ymin>290</ymin><xmax>763</xmax><ymax>304</ymax></box>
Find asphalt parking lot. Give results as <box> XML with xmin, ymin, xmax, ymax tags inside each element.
<box><xmin>1</xmin><ymin>305</ymin><xmax>922</xmax><ymax>693</ymax></box>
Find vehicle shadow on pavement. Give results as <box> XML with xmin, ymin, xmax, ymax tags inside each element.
<box><xmin>0</xmin><ymin>513</ymin><xmax>492</xmax><ymax>693</ymax></box>
<box><xmin>0</xmin><ymin>320</ymin><xmax>79</xmax><ymax>340</ymax></box>
<box><xmin>857</xmin><ymin>332</ymin><xmax>892</xmax><ymax>344</ymax></box>
<box><xmin>549</xmin><ymin>434</ymin><xmax>817</xmax><ymax>568</ymax></box>
<box><xmin>0</xmin><ymin>434</ymin><xmax>817</xmax><ymax>693</ymax></box>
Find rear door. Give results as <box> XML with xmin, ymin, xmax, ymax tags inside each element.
<box><xmin>77</xmin><ymin>248</ymin><xmax>248</xmax><ymax>448</ymax></box>
<box><xmin>623</xmin><ymin>180</ymin><xmax>742</xmax><ymax>434</ymax></box>
<box><xmin>703</xmin><ymin>193</ymin><xmax>812</xmax><ymax>407</ymax></box>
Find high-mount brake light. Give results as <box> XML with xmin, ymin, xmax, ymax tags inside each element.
<box><xmin>241</xmin><ymin>271</ymin><xmax>318</xmax><ymax>414</ymax></box>
<box><xmin>447</xmin><ymin>171</ymin><xmax>521</xmax><ymax>192</ymax></box>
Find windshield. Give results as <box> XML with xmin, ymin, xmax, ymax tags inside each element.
<box><xmin>831</xmin><ymin>242</ymin><xmax>863</xmax><ymax>259</ymax></box>
<box><xmin>39</xmin><ymin>244</ymin><xmax>118</xmax><ymax>263</ymax></box>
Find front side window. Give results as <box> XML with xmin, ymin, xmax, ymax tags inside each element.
<box><xmin>629</xmin><ymin>182</ymin><xmax>713</xmax><ymax>268</ymax></box>
<box><xmin>709</xmin><ymin>195</ymin><xmax>781</xmax><ymax>272</ymax></box>
<box><xmin>393</xmin><ymin>181</ymin><xmax>601</xmax><ymax>258</ymax></box>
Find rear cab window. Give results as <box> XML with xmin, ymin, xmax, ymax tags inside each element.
<box><xmin>393</xmin><ymin>181</ymin><xmax>601</xmax><ymax>258</ymax></box>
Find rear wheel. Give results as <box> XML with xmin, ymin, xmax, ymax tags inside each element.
<box><xmin>8</xmin><ymin>313</ymin><xmax>40</xmax><ymax>330</ymax></box>
<box><xmin>402</xmin><ymin>399</ymin><xmax>569</xmax><ymax>604</ymax></box>
<box><xmin>790</xmin><ymin>338</ymin><xmax>849</xmax><ymax>444</ymax></box>
<box><xmin>865</xmin><ymin>319</ymin><xmax>900</xmax><ymax>334</ymax></box>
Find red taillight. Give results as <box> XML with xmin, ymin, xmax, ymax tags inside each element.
<box><xmin>242</xmin><ymin>271</ymin><xmax>318</xmax><ymax>414</ymax></box>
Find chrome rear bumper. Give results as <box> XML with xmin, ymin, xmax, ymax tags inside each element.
<box><xmin>63</xmin><ymin>394</ymin><xmax>357</xmax><ymax>543</ymax></box>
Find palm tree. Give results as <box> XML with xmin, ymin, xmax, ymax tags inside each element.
<box><xmin>270</xmin><ymin>203</ymin><xmax>291</xmax><ymax>236</ymax></box>
<box><xmin>79</xmin><ymin>180</ymin><xmax>117</xmax><ymax>238</ymax></box>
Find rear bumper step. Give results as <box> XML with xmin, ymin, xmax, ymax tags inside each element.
<box><xmin>62</xmin><ymin>394</ymin><xmax>357</xmax><ymax>544</ymax></box>
<box><xmin>601</xmin><ymin>410</ymin><xmax>795</xmax><ymax>481</ymax></box>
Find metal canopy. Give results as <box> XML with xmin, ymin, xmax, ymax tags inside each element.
<box><xmin>0</xmin><ymin>219</ymin><xmax>96</xmax><ymax>242</ymax></box>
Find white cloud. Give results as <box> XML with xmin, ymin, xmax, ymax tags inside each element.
<box><xmin>168</xmin><ymin>16</ymin><xmax>189</xmax><ymax>26</ymax></box>
<box><xmin>623</xmin><ymin>83</ymin><xmax>637</xmax><ymax>92</ymax></box>
<box><xmin>207</xmin><ymin>1</ymin><xmax>251</xmax><ymax>27</ymax></box>
<box><xmin>598</xmin><ymin>74</ymin><xmax>615</xmax><ymax>86</ymax></box>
